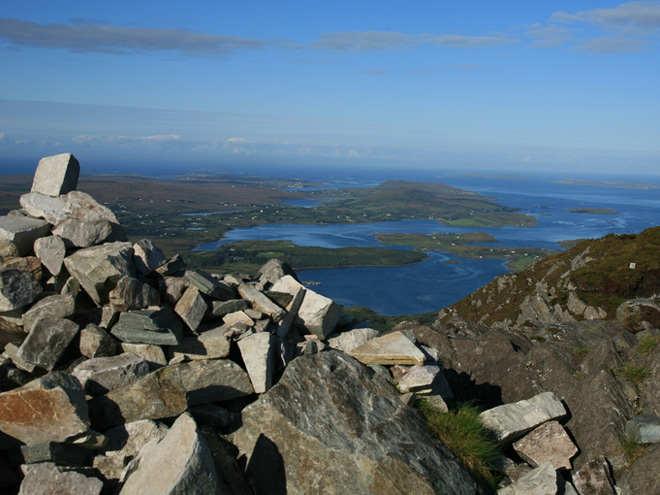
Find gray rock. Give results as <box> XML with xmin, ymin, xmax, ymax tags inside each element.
<box><xmin>30</xmin><ymin>153</ymin><xmax>80</xmax><ymax>197</ymax></box>
<box><xmin>625</xmin><ymin>414</ymin><xmax>660</xmax><ymax>444</ymax></box>
<box><xmin>109</xmin><ymin>276</ymin><xmax>160</xmax><ymax>311</ymax></box>
<box><xmin>572</xmin><ymin>455</ymin><xmax>616</xmax><ymax>495</ymax></box>
<box><xmin>118</xmin><ymin>413</ymin><xmax>220</xmax><ymax>495</ymax></box>
<box><xmin>0</xmin><ymin>268</ymin><xmax>42</xmax><ymax>312</ymax></box>
<box><xmin>258</xmin><ymin>258</ymin><xmax>299</xmax><ymax>287</ymax></box>
<box><xmin>19</xmin><ymin>462</ymin><xmax>103</xmax><ymax>495</ymax></box>
<box><xmin>22</xmin><ymin>293</ymin><xmax>76</xmax><ymax>334</ymax></box>
<box><xmin>618</xmin><ymin>443</ymin><xmax>660</xmax><ymax>495</ymax></box>
<box><xmin>0</xmin><ymin>215</ymin><xmax>51</xmax><ymax>256</ymax></box>
<box><xmin>0</xmin><ymin>239</ymin><xmax>19</xmax><ymax>258</ymax></box>
<box><xmin>0</xmin><ymin>372</ymin><xmax>89</xmax><ymax>444</ymax></box>
<box><xmin>121</xmin><ymin>343</ymin><xmax>168</xmax><ymax>367</ymax></box>
<box><xmin>111</xmin><ymin>307</ymin><xmax>185</xmax><ymax>346</ymax></box>
<box><xmin>237</xmin><ymin>332</ymin><xmax>277</xmax><ymax>394</ymax></box>
<box><xmin>72</xmin><ymin>353</ymin><xmax>150</xmax><ymax>395</ymax></box>
<box><xmin>155</xmin><ymin>253</ymin><xmax>186</xmax><ymax>276</ymax></box>
<box><xmin>174</xmin><ymin>285</ymin><xmax>207</xmax><ymax>332</ymax></box>
<box><xmin>52</xmin><ymin>216</ymin><xmax>113</xmax><ymax>248</ymax></box>
<box><xmin>79</xmin><ymin>323</ymin><xmax>121</xmax><ymax>358</ymax></box>
<box><xmin>88</xmin><ymin>359</ymin><xmax>253</xmax><ymax>429</ymax></box>
<box><xmin>512</xmin><ymin>420</ymin><xmax>578</xmax><ymax>470</ymax></box>
<box><xmin>479</xmin><ymin>391</ymin><xmax>567</xmax><ymax>443</ymax></box>
<box><xmin>19</xmin><ymin>191</ymin><xmax>69</xmax><ymax>225</ymax></box>
<box><xmin>19</xmin><ymin>441</ymin><xmax>91</xmax><ymax>466</ymax></box>
<box><xmin>230</xmin><ymin>351</ymin><xmax>486</xmax><ymax>495</ymax></box>
<box><xmin>17</xmin><ymin>317</ymin><xmax>80</xmax><ymax>371</ymax></box>
<box><xmin>327</xmin><ymin>327</ymin><xmax>379</xmax><ymax>353</ymax></box>
<box><xmin>275</xmin><ymin>286</ymin><xmax>304</xmax><ymax>339</ymax></box>
<box><xmin>3</xmin><ymin>342</ymin><xmax>42</xmax><ymax>374</ymax></box>
<box><xmin>133</xmin><ymin>238</ymin><xmax>166</xmax><ymax>275</ymax></box>
<box><xmin>395</xmin><ymin>364</ymin><xmax>453</xmax><ymax>398</ymax></box>
<box><xmin>168</xmin><ymin>327</ymin><xmax>231</xmax><ymax>362</ymax></box>
<box><xmin>188</xmin><ymin>271</ymin><xmax>236</xmax><ymax>300</ymax></box>
<box><xmin>348</xmin><ymin>330</ymin><xmax>426</xmax><ymax>366</ymax></box>
<box><xmin>33</xmin><ymin>235</ymin><xmax>66</xmax><ymax>276</ymax></box>
<box><xmin>64</xmin><ymin>242</ymin><xmax>136</xmax><ymax>305</ymax></box>
<box><xmin>158</xmin><ymin>275</ymin><xmax>189</xmax><ymax>305</ymax></box>
<box><xmin>238</xmin><ymin>283</ymin><xmax>286</xmax><ymax>321</ymax></box>
<box><xmin>497</xmin><ymin>461</ymin><xmax>560</xmax><ymax>495</ymax></box>
<box><xmin>207</xmin><ymin>298</ymin><xmax>249</xmax><ymax>320</ymax></box>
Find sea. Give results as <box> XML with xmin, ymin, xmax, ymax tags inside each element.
<box><xmin>190</xmin><ymin>169</ymin><xmax>660</xmax><ymax>316</ymax></box>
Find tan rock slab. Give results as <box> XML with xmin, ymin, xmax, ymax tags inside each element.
<box><xmin>30</xmin><ymin>152</ymin><xmax>80</xmax><ymax>197</ymax></box>
<box><xmin>513</xmin><ymin>420</ymin><xmax>578</xmax><ymax>470</ymax></box>
<box><xmin>348</xmin><ymin>330</ymin><xmax>425</xmax><ymax>366</ymax></box>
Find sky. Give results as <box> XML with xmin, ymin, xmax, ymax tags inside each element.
<box><xmin>1</xmin><ymin>1</ymin><xmax>659</xmax><ymax>177</ymax></box>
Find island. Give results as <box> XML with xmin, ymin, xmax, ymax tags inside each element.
<box><xmin>567</xmin><ymin>208</ymin><xmax>618</xmax><ymax>214</ymax></box>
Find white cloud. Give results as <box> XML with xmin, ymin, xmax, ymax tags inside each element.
<box><xmin>423</xmin><ymin>34</ymin><xmax>518</xmax><ymax>48</ymax></box>
<box><xmin>575</xmin><ymin>36</ymin><xmax>655</xmax><ymax>53</ymax></box>
<box><xmin>227</xmin><ymin>137</ymin><xmax>249</xmax><ymax>142</ymax></box>
<box><xmin>311</xmin><ymin>31</ymin><xmax>417</xmax><ymax>51</ymax></box>
<box><xmin>0</xmin><ymin>132</ymin><xmax>5</xmax><ymax>142</ymax></box>
<box><xmin>551</xmin><ymin>1</ymin><xmax>660</xmax><ymax>34</ymax></box>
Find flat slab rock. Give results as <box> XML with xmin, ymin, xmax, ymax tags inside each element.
<box><xmin>347</xmin><ymin>330</ymin><xmax>426</xmax><ymax>366</ymax></box>
<box><xmin>230</xmin><ymin>351</ymin><xmax>486</xmax><ymax>495</ymax></box>
<box><xmin>497</xmin><ymin>461</ymin><xmax>560</xmax><ymax>495</ymax></box>
<box><xmin>512</xmin><ymin>420</ymin><xmax>578</xmax><ymax>470</ymax></box>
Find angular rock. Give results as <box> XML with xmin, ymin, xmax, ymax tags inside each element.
<box><xmin>33</xmin><ymin>235</ymin><xmax>67</xmax><ymax>276</ymax></box>
<box><xmin>121</xmin><ymin>343</ymin><xmax>167</xmax><ymax>367</ymax></box>
<box><xmin>275</xmin><ymin>286</ymin><xmax>304</xmax><ymax>339</ymax></box>
<box><xmin>497</xmin><ymin>461</ymin><xmax>560</xmax><ymax>495</ymax></box>
<box><xmin>237</xmin><ymin>332</ymin><xmax>277</xmax><ymax>394</ymax></box>
<box><xmin>512</xmin><ymin>420</ymin><xmax>578</xmax><ymax>470</ymax></box>
<box><xmin>572</xmin><ymin>455</ymin><xmax>616</xmax><ymax>495</ymax></box>
<box><xmin>52</xmin><ymin>216</ymin><xmax>113</xmax><ymax>248</ymax></box>
<box><xmin>118</xmin><ymin>413</ymin><xmax>219</xmax><ymax>495</ymax></box>
<box><xmin>155</xmin><ymin>253</ymin><xmax>186</xmax><ymax>276</ymax></box>
<box><xmin>258</xmin><ymin>258</ymin><xmax>298</xmax><ymax>287</ymax></box>
<box><xmin>158</xmin><ymin>275</ymin><xmax>189</xmax><ymax>305</ymax></box>
<box><xmin>3</xmin><ymin>342</ymin><xmax>42</xmax><ymax>374</ymax></box>
<box><xmin>271</xmin><ymin>275</ymin><xmax>341</xmax><ymax>339</ymax></box>
<box><xmin>133</xmin><ymin>238</ymin><xmax>166</xmax><ymax>275</ymax></box>
<box><xmin>0</xmin><ymin>239</ymin><xmax>19</xmax><ymax>259</ymax></box>
<box><xmin>109</xmin><ymin>276</ymin><xmax>160</xmax><ymax>311</ymax></box>
<box><xmin>19</xmin><ymin>192</ymin><xmax>69</xmax><ymax>225</ymax></box>
<box><xmin>396</xmin><ymin>364</ymin><xmax>453</xmax><ymax>398</ymax></box>
<box><xmin>174</xmin><ymin>285</ymin><xmax>207</xmax><ymax>332</ymax></box>
<box><xmin>206</xmin><ymin>298</ymin><xmax>249</xmax><ymax>320</ymax></box>
<box><xmin>20</xmin><ymin>441</ymin><xmax>91</xmax><ymax>466</ymax></box>
<box><xmin>222</xmin><ymin>310</ymin><xmax>254</xmax><ymax>327</ymax></box>
<box><xmin>0</xmin><ymin>268</ymin><xmax>42</xmax><ymax>312</ymax></box>
<box><xmin>88</xmin><ymin>359</ymin><xmax>253</xmax><ymax>429</ymax></box>
<box><xmin>238</xmin><ymin>283</ymin><xmax>286</xmax><ymax>321</ymax></box>
<box><xmin>625</xmin><ymin>414</ymin><xmax>660</xmax><ymax>444</ymax></box>
<box><xmin>64</xmin><ymin>242</ymin><xmax>135</xmax><ymax>305</ymax></box>
<box><xmin>479</xmin><ymin>391</ymin><xmax>567</xmax><ymax>443</ymax></box>
<box><xmin>1</xmin><ymin>255</ymin><xmax>42</xmax><ymax>282</ymax></box>
<box><xmin>16</xmin><ymin>317</ymin><xmax>80</xmax><ymax>371</ymax></box>
<box><xmin>93</xmin><ymin>419</ymin><xmax>169</xmax><ymax>484</ymax></box>
<box><xmin>0</xmin><ymin>372</ymin><xmax>89</xmax><ymax>444</ymax></box>
<box><xmin>0</xmin><ymin>316</ymin><xmax>25</xmax><ymax>352</ymax></box>
<box><xmin>79</xmin><ymin>323</ymin><xmax>121</xmax><ymax>358</ymax></box>
<box><xmin>168</xmin><ymin>327</ymin><xmax>231</xmax><ymax>362</ymax></box>
<box><xmin>327</xmin><ymin>327</ymin><xmax>379</xmax><ymax>353</ymax></box>
<box><xmin>348</xmin><ymin>330</ymin><xmax>426</xmax><ymax>366</ymax></box>
<box><xmin>30</xmin><ymin>152</ymin><xmax>80</xmax><ymax>197</ymax></box>
<box><xmin>72</xmin><ymin>353</ymin><xmax>150</xmax><ymax>395</ymax></box>
<box><xmin>22</xmin><ymin>293</ymin><xmax>76</xmax><ymax>333</ymax></box>
<box><xmin>111</xmin><ymin>307</ymin><xmax>184</xmax><ymax>346</ymax></box>
<box><xmin>19</xmin><ymin>462</ymin><xmax>103</xmax><ymax>495</ymax></box>
<box><xmin>230</xmin><ymin>351</ymin><xmax>485</xmax><ymax>495</ymax></box>
<box><xmin>188</xmin><ymin>271</ymin><xmax>236</xmax><ymax>300</ymax></box>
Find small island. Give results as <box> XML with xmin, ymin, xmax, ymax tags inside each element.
<box><xmin>567</xmin><ymin>208</ymin><xmax>618</xmax><ymax>214</ymax></box>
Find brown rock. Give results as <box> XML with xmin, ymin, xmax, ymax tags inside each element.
<box><xmin>513</xmin><ymin>420</ymin><xmax>578</xmax><ymax>470</ymax></box>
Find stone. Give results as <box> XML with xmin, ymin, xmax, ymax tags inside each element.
<box><xmin>230</xmin><ymin>351</ymin><xmax>486</xmax><ymax>495</ymax></box>
<box><xmin>16</xmin><ymin>317</ymin><xmax>80</xmax><ymax>371</ymax></box>
<box><xmin>52</xmin><ymin>216</ymin><xmax>113</xmax><ymax>248</ymax></box>
<box><xmin>19</xmin><ymin>462</ymin><xmax>103</xmax><ymax>495</ymax></box>
<box><xmin>133</xmin><ymin>238</ymin><xmax>166</xmax><ymax>275</ymax></box>
<box><xmin>3</xmin><ymin>342</ymin><xmax>42</xmax><ymax>374</ymax></box>
<box><xmin>22</xmin><ymin>293</ymin><xmax>76</xmax><ymax>333</ymax></box>
<box><xmin>174</xmin><ymin>285</ymin><xmax>207</xmax><ymax>332</ymax></box>
<box><xmin>155</xmin><ymin>253</ymin><xmax>186</xmax><ymax>276</ymax></box>
<box><xmin>275</xmin><ymin>286</ymin><xmax>304</xmax><ymax>339</ymax></box>
<box><xmin>19</xmin><ymin>441</ymin><xmax>91</xmax><ymax>466</ymax></box>
<box><xmin>168</xmin><ymin>327</ymin><xmax>231</xmax><ymax>362</ymax></box>
<box><xmin>1</xmin><ymin>255</ymin><xmax>42</xmax><ymax>281</ymax></box>
<box><xmin>348</xmin><ymin>330</ymin><xmax>426</xmax><ymax>366</ymax></box>
<box><xmin>188</xmin><ymin>270</ymin><xmax>236</xmax><ymax>300</ymax></box>
<box><xmin>238</xmin><ymin>283</ymin><xmax>286</xmax><ymax>321</ymax></box>
<box><xmin>121</xmin><ymin>343</ymin><xmax>168</xmax><ymax>367</ymax></box>
<box><xmin>0</xmin><ymin>239</ymin><xmax>19</xmax><ymax>259</ymax></box>
<box><xmin>625</xmin><ymin>414</ymin><xmax>660</xmax><ymax>444</ymax></box>
<box><xmin>30</xmin><ymin>152</ymin><xmax>80</xmax><ymax>196</ymax></box>
<box><xmin>618</xmin><ymin>443</ymin><xmax>660</xmax><ymax>495</ymax></box>
<box><xmin>0</xmin><ymin>372</ymin><xmax>89</xmax><ymax>444</ymax></box>
<box><xmin>0</xmin><ymin>316</ymin><xmax>25</xmax><ymax>352</ymax></box>
<box><xmin>79</xmin><ymin>323</ymin><xmax>121</xmax><ymax>358</ymax></box>
<box><xmin>512</xmin><ymin>420</ymin><xmax>578</xmax><ymax>470</ymax></box>
<box><xmin>19</xmin><ymin>192</ymin><xmax>69</xmax><ymax>225</ymax></box>
<box><xmin>396</xmin><ymin>364</ymin><xmax>453</xmax><ymax>398</ymax></box>
<box><xmin>158</xmin><ymin>275</ymin><xmax>189</xmax><ymax>305</ymax></box>
<box><xmin>88</xmin><ymin>359</ymin><xmax>253</xmax><ymax>429</ymax></box>
<box><xmin>206</xmin><ymin>299</ymin><xmax>249</xmax><ymax>320</ymax></box>
<box><xmin>222</xmin><ymin>310</ymin><xmax>254</xmax><ymax>327</ymax></box>
<box><xmin>0</xmin><ymin>268</ymin><xmax>42</xmax><ymax>311</ymax></box>
<box><xmin>118</xmin><ymin>413</ymin><xmax>220</xmax><ymax>495</ymax></box>
<box><xmin>616</xmin><ymin>298</ymin><xmax>660</xmax><ymax>333</ymax></box>
<box><xmin>111</xmin><ymin>307</ymin><xmax>185</xmax><ymax>346</ymax></box>
<box><xmin>237</xmin><ymin>332</ymin><xmax>277</xmax><ymax>394</ymax></box>
<box><xmin>109</xmin><ymin>276</ymin><xmax>160</xmax><ymax>311</ymax></box>
<box><xmin>93</xmin><ymin>419</ymin><xmax>169</xmax><ymax>484</ymax></box>
<box><xmin>271</xmin><ymin>275</ymin><xmax>342</xmax><ymax>339</ymax></box>
<box><xmin>327</xmin><ymin>327</ymin><xmax>379</xmax><ymax>353</ymax></box>
<box><xmin>64</xmin><ymin>242</ymin><xmax>136</xmax><ymax>305</ymax></box>
<box><xmin>479</xmin><ymin>391</ymin><xmax>567</xmax><ymax>443</ymax></box>
<box><xmin>497</xmin><ymin>461</ymin><xmax>560</xmax><ymax>495</ymax></box>
<box><xmin>33</xmin><ymin>235</ymin><xmax>66</xmax><ymax>276</ymax></box>
<box><xmin>572</xmin><ymin>455</ymin><xmax>616</xmax><ymax>495</ymax></box>
<box><xmin>258</xmin><ymin>258</ymin><xmax>298</xmax><ymax>287</ymax></box>
<box><xmin>72</xmin><ymin>353</ymin><xmax>150</xmax><ymax>395</ymax></box>
<box><xmin>189</xmin><ymin>404</ymin><xmax>232</xmax><ymax>428</ymax></box>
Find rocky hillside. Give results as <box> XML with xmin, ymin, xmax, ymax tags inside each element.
<box><xmin>0</xmin><ymin>153</ymin><xmax>658</xmax><ymax>495</ymax></box>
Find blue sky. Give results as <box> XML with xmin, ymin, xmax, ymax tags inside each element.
<box><xmin>1</xmin><ymin>1</ymin><xmax>659</xmax><ymax>176</ymax></box>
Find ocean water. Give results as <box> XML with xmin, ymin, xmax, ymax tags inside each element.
<box><xmin>194</xmin><ymin>171</ymin><xmax>660</xmax><ymax>316</ymax></box>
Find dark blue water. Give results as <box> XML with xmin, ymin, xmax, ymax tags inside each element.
<box><xmin>194</xmin><ymin>172</ymin><xmax>660</xmax><ymax>316</ymax></box>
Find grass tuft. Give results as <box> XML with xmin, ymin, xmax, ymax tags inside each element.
<box><xmin>637</xmin><ymin>335</ymin><xmax>660</xmax><ymax>355</ymax></box>
<box><xmin>618</xmin><ymin>364</ymin><xmax>650</xmax><ymax>387</ymax></box>
<box><xmin>417</xmin><ymin>400</ymin><xmax>502</xmax><ymax>490</ymax></box>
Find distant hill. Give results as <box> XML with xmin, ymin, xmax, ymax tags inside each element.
<box><xmin>375</xmin><ymin>180</ymin><xmax>481</xmax><ymax>197</ymax></box>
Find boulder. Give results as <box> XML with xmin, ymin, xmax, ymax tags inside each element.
<box><xmin>206</xmin><ymin>299</ymin><xmax>249</xmax><ymax>320</ymax></box>
<box><xmin>0</xmin><ymin>372</ymin><xmax>89</xmax><ymax>444</ymax></box>
<box><xmin>33</xmin><ymin>235</ymin><xmax>67</xmax><ymax>276</ymax></box>
<box><xmin>133</xmin><ymin>238</ymin><xmax>166</xmax><ymax>275</ymax></box>
<box><xmin>230</xmin><ymin>351</ymin><xmax>486</xmax><ymax>495</ymax></box>
<box><xmin>121</xmin><ymin>343</ymin><xmax>167</xmax><ymax>367</ymax></box>
<box><xmin>168</xmin><ymin>327</ymin><xmax>231</xmax><ymax>362</ymax></box>
<box><xmin>52</xmin><ymin>216</ymin><xmax>113</xmax><ymax>248</ymax></box>
<box><xmin>237</xmin><ymin>332</ymin><xmax>277</xmax><ymax>394</ymax></box>
<box><xmin>258</xmin><ymin>258</ymin><xmax>299</xmax><ymax>287</ymax></box>
<box><xmin>174</xmin><ymin>286</ymin><xmax>207</xmax><ymax>332</ymax></box>
<box><xmin>72</xmin><ymin>353</ymin><xmax>150</xmax><ymax>395</ymax></box>
<box><xmin>512</xmin><ymin>420</ymin><xmax>578</xmax><ymax>470</ymax></box>
<box><xmin>117</xmin><ymin>413</ymin><xmax>220</xmax><ymax>495</ymax></box>
<box><xmin>30</xmin><ymin>153</ymin><xmax>80</xmax><ymax>197</ymax></box>
<box><xmin>237</xmin><ymin>283</ymin><xmax>286</xmax><ymax>321</ymax></box>
<box><xmin>497</xmin><ymin>461</ymin><xmax>560</xmax><ymax>495</ymax></box>
<box><xmin>110</xmin><ymin>307</ymin><xmax>184</xmax><ymax>346</ymax></box>
<box><xmin>348</xmin><ymin>331</ymin><xmax>426</xmax><ymax>366</ymax></box>
<box><xmin>22</xmin><ymin>293</ymin><xmax>76</xmax><ymax>333</ymax></box>
<box><xmin>19</xmin><ymin>192</ymin><xmax>69</xmax><ymax>225</ymax></box>
<box><xmin>479</xmin><ymin>391</ymin><xmax>566</xmax><ymax>443</ymax></box>
<box><xmin>395</xmin><ymin>364</ymin><xmax>453</xmax><ymax>398</ymax></box>
<box><xmin>79</xmin><ymin>323</ymin><xmax>121</xmax><ymax>358</ymax></box>
<box><xmin>0</xmin><ymin>268</ymin><xmax>42</xmax><ymax>312</ymax></box>
<box><xmin>109</xmin><ymin>276</ymin><xmax>160</xmax><ymax>311</ymax></box>
<box><xmin>188</xmin><ymin>271</ymin><xmax>235</xmax><ymax>301</ymax></box>
<box><xmin>16</xmin><ymin>317</ymin><xmax>80</xmax><ymax>371</ymax></box>
<box><xmin>572</xmin><ymin>455</ymin><xmax>616</xmax><ymax>495</ymax></box>
<box><xmin>625</xmin><ymin>414</ymin><xmax>660</xmax><ymax>444</ymax></box>
<box><xmin>64</xmin><ymin>242</ymin><xmax>135</xmax><ymax>305</ymax></box>
<box><xmin>327</xmin><ymin>327</ymin><xmax>379</xmax><ymax>353</ymax></box>
<box><xmin>19</xmin><ymin>462</ymin><xmax>103</xmax><ymax>495</ymax></box>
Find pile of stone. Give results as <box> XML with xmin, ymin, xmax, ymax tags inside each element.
<box><xmin>0</xmin><ymin>154</ymin><xmax>485</xmax><ymax>495</ymax></box>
